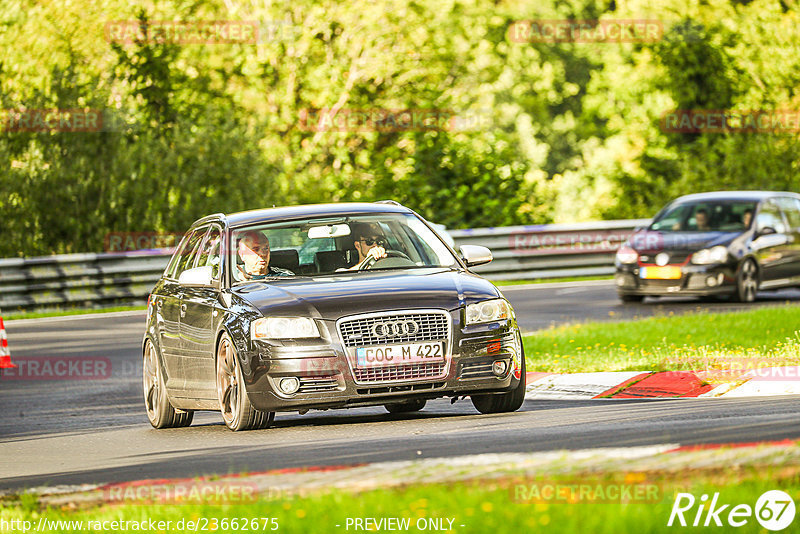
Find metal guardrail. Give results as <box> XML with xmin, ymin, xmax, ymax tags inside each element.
<box><xmin>0</xmin><ymin>219</ymin><xmax>649</xmax><ymax>313</ymax></box>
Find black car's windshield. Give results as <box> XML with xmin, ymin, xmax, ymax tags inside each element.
<box><xmin>230</xmin><ymin>213</ymin><xmax>457</xmax><ymax>283</ymax></box>
<box><xmin>649</xmin><ymin>200</ymin><xmax>758</xmax><ymax>233</ymax></box>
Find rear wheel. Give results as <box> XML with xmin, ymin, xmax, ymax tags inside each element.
<box><xmin>143</xmin><ymin>339</ymin><xmax>193</xmax><ymax>429</ymax></box>
<box><xmin>734</xmin><ymin>259</ymin><xmax>759</xmax><ymax>303</ymax></box>
<box><xmin>216</xmin><ymin>333</ymin><xmax>275</xmax><ymax>431</ymax></box>
<box><xmin>384</xmin><ymin>399</ymin><xmax>427</xmax><ymax>413</ymax></box>
<box><xmin>471</xmin><ymin>335</ymin><xmax>527</xmax><ymax>414</ymax></box>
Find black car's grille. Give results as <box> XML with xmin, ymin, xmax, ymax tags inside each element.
<box><xmin>353</xmin><ymin>362</ymin><xmax>446</xmax><ymax>383</ymax></box>
<box><xmin>339</xmin><ymin>312</ymin><xmax>448</xmax><ymax>347</ymax></box>
<box><xmin>639</xmin><ymin>252</ymin><xmax>690</xmax><ymax>264</ymax></box>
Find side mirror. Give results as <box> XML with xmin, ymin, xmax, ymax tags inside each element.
<box><xmin>459</xmin><ymin>245</ymin><xmax>493</xmax><ymax>267</ymax></box>
<box><xmin>757</xmin><ymin>226</ymin><xmax>777</xmax><ymax>237</ymax></box>
<box><xmin>178</xmin><ymin>266</ymin><xmax>218</xmax><ymax>288</ymax></box>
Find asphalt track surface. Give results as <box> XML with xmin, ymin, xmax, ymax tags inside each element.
<box><xmin>2</xmin><ymin>281</ymin><xmax>800</xmax><ymax>491</ymax></box>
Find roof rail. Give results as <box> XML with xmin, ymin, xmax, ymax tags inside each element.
<box><xmin>374</xmin><ymin>200</ymin><xmax>402</xmax><ymax>206</ymax></box>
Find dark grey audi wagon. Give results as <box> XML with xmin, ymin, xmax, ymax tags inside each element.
<box><xmin>143</xmin><ymin>202</ymin><xmax>525</xmax><ymax>430</ymax></box>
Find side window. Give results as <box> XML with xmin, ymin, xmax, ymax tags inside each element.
<box><xmin>197</xmin><ymin>226</ymin><xmax>222</xmax><ymax>279</ymax></box>
<box><xmin>777</xmin><ymin>197</ymin><xmax>800</xmax><ymax>231</ymax></box>
<box><xmin>171</xmin><ymin>227</ymin><xmax>209</xmax><ymax>279</ymax></box>
<box><xmin>165</xmin><ymin>232</ymin><xmax>191</xmax><ymax>278</ymax></box>
<box><xmin>756</xmin><ymin>202</ymin><xmax>787</xmax><ymax>234</ymax></box>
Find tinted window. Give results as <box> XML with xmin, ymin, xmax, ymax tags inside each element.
<box><xmin>197</xmin><ymin>226</ymin><xmax>222</xmax><ymax>279</ymax></box>
<box><xmin>171</xmin><ymin>227</ymin><xmax>209</xmax><ymax>278</ymax></box>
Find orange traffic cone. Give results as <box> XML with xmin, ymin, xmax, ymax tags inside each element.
<box><xmin>0</xmin><ymin>316</ymin><xmax>16</xmax><ymax>369</ymax></box>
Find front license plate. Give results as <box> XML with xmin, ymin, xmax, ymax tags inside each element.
<box><xmin>356</xmin><ymin>342</ymin><xmax>445</xmax><ymax>368</ymax></box>
<box><xmin>640</xmin><ymin>266</ymin><xmax>681</xmax><ymax>280</ymax></box>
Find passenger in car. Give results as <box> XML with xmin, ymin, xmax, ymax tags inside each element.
<box><xmin>236</xmin><ymin>230</ymin><xmax>294</xmax><ymax>280</ymax></box>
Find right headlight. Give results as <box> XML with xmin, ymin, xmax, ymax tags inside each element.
<box><xmin>466</xmin><ymin>299</ymin><xmax>511</xmax><ymax>325</ymax></box>
<box><xmin>615</xmin><ymin>245</ymin><xmax>639</xmax><ymax>264</ymax></box>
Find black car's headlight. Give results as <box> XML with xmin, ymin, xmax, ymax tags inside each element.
<box><xmin>251</xmin><ymin>317</ymin><xmax>320</xmax><ymax>339</ymax></box>
<box><xmin>465</xmin><ymin>298</ymin><xmax>511</xmax><ymax>325</ymax></box>
<box><xmin>615</xmin><ymin>245</ymin><xmax>639</xmax><ymax>264</ymax></box>
<box><xmin>691</xmin><ymin>246</ymin><xmax>728</xmax><ymax>264</ymax></box>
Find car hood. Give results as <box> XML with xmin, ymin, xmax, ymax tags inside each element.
<box><xmin>231</xmin><ymin>268</ymin><xmax>502</xmax><ymax>320</ymax></box>
<box><xmin>629</xmin><ymin>231</ymin><xmax>738</xmax><ymax>252</ymax></box>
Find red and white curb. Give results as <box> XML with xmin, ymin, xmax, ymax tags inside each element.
<box><xmin>13</xmin><ymin>439</ymin><xmax>798</xmax><ymax>508</ymax></box>
<box><xmin>524</xmin><ymin>367</ymin><xmax>800</xmax><ymax>399</ymax></box>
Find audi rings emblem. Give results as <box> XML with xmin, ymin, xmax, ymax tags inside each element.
<box><xmin>370</xmin><ymin>320</ymin><xmax>420</xmax><ymax>337</ymax></box>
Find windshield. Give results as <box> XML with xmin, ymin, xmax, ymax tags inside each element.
<box><xmin>230</xmin><ymin>213</ymin><xmax>458</xmax><ymax>283</ymax></box>
<box><xmin>649</xmin><ymin>200</ymin><xmax>757</xmax><ymax>233</ymax></box>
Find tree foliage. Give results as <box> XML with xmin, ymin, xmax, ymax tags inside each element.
<box><xmin>1</xmin><ymin>0</ymin><xmax>799</xmax><ymax>256</ymax></box>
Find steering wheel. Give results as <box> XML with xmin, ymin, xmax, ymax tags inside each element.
<box><xmin>358</xmin><ymin>250</ymin><xmax>413</xmax><ymax>270</ymax></box>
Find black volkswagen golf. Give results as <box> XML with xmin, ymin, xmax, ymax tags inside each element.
<box><xmin>615</xmin><ymin>191</ymin><xmax>800</xmax><ymax>303</ymax></box>
<box><xmin>143</xmin><ymin>202</ymin><xmax>525</xmax><ymax>430</ymax></box>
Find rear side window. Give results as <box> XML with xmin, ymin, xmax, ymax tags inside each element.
<box><xmin>168</xmin><ymin>227</ymin><xmax>209</xmax><ymax>279</ymax></box>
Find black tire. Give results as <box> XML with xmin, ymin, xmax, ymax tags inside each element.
<box><xmin>384</xmin><ymin>399</ymin><xmax>427</xmax><ymax>413</ymax></box>
<box><xmin>143</xmin><ymin>339</ymin><xmax>194</xmax><ymax>429</ymax></box>
<box><xmin>733</xmin><ymin>258</ymin><xmax>759</xmax><ymax>303</ymax></box>
<box><xmin>471</xmin><ymin>335</ymin><xmax>527</xmax><ymax>414</ymax></box>
<box><xmin>216</xmin><ymin>333</ymin><xmax>275</xmax><ymax>431</ymax></box>
<box><xmin>619</xmin><ymin>294</ymin><xmax>645</xmax><ymax>303</ymax></box>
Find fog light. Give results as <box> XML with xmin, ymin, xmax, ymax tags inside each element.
<box><xmin>615</xmin><ymin>275</ymin><xmax>626</xmax><ymax>287</ymax></box>
<box><xmin>492</xmin><ymin>360</ymin><xmax>508</xmax><ymax>377</ymax></box>
<box><xmin>279</xmin><ymin>377</ymin><xmax>300</xmax><ymax>395</ymax></box>
<box><xmin>706</xmin><ymin>275</ymin><xmax>718</xmax><ymax>287</ymax></box>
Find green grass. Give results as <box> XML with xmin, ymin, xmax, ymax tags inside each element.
<box><xmin>491</xmin><ymin>275</ymin><xmax>611</xmax><ymax>286</ymax></box>
<box><xmin>2</xmin><ymin>465</ymin><xmax>798</xmax><ymax>533</ymax></box>
<box><xmin>523</xmin><ymin>304</ymin><xmax>800</xmax><ymax>374</ymax></box>
<box><xmin>3</xmin><ymin>305</ymin><xmax>146</xmax><ymax>320</ymax></box>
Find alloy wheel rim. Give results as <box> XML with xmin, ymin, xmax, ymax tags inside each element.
<box><xmin>217</xmin><ymin>339</ymin><xmax>239</xmax><ymax>425</ymax></box>
<box><xmin>143</xmin><ymin>342</ymin><xmax>159</xmax><ymax>420</ymax></box>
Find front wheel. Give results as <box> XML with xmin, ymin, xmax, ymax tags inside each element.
<box><xmin>143</xmin><ymin>339</ymin><xmax>193</xmax><ymax>429</ymax></box>
<box><xmin>471</xmin><ymin>335</ymin><xmax>527</xmax><ymax>414</ymax></box>
<box><xmin>733</xmin><ymin>259</ymin><xmax>759</xmax><ymax>303</ymax></box>
<box><xmin>216</xmin><ymin>333</ymin><xmax>275</xmax><ymax>431</ymax></box>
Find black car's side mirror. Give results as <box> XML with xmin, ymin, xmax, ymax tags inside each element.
<box><xmin>178</xmin><ymin>266</ymin><xmax>220</xmax><ymax>289</ymax></box>
<box><xmin>757</xmin><ymin>226</ymin><xmax>777</xmax><ymax>237</ymax></box>
<box><xmin>459</xmin><ymin>245</ymin><xmax>493</xmax><ymax>267</ymax></box>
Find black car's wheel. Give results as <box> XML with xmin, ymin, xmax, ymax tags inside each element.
<box><xmin>734</xmin><ymin>258</ymin><xmax>759</xmax><ymax>303</ymax></box>
<box><xmin>216</xmin><ymin>333</ymin><xmax>275</xmax><ymax>431</ymax></box>
<box><xmin>384</xmin><ymin>399</ymin><xmax>427</xmax><ymax>413</ymax></box>
<box><xmin>471</xmin><ymin>336</ymin><xmax>527</xmax><ymax>414</ymax></box>
<box><xmin>619</xmin><ymin>294</ymin><xmax>645</xmax><ymax>303</ymax></box>
<box><xmin>143</xmin><ymin>339</ymin><xmax>193</xmax><ymax>429</ymax></box>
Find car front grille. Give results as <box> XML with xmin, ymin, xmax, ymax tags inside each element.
<box><xmin>353</xmin><ymin>362</ymin><xmax>446</xmax><ymax>383</ymax></box>
<box><xmin>339</xmin><ymin>311</ymin><xmax>449</xmax><ymax>347</ymax></box>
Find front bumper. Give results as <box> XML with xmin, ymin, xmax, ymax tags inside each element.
<box><xmin>615</xmin><ymin>262</ymin><xmax>738</xmax><ymax>297</ymax></box>
<box><xmin>242</xmin><ymin>312</ymin><xmax>522</xmax><ymax>412</ymax></box>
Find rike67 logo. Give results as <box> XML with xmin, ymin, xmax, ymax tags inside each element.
<box><xmin>668</xmin><ymin>490</ymin><xmax>795</xmax><ymax>531</ymax></box>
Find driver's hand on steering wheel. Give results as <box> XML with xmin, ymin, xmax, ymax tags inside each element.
<box><xmin>355</xmin><ymin>246</ymin><xmax>387</xmax><ymax>269</ymax></box>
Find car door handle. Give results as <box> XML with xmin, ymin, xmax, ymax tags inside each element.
<box><xmin>180</xmin><ymin>303</ymin><xmax>187</xmax><ymax>318</ymax></box>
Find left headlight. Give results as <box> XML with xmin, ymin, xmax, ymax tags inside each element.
<box><xmin>251</xmin><ymin>317</ymin><xmax>321</xmax><ymax>339</ymax></box>
<box><xmin>466</xmin><ymin>298</ymin><xmax>511</xmax><ymax>325</ymax></box>
<box><xmin>691</xmin><ymin>245</ymin><xmax>729</xmax><ymax>265</ymax></box>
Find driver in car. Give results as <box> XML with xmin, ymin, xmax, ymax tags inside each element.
<box><xmin>346</xmin><ymin>222</ymin><xmax>388</xmax><ymax>270</ymax></box>
<box><xmin>236</xmin><ymin>230</ymin><xmax>294</xmax><ymax>280</ymax></box>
